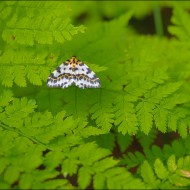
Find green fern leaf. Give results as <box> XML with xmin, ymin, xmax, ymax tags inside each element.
<box><xmin>167</xmin><ymin>155</ymin><xmax>177</xmax><ymax>173</ymax></box>
<box><xmin>0</xmin><ymin>97</ymin><xmax>37</xmax><ymax>128</ymax></box>
<box><xmin>154</xmin><ymin>107</ymin><xmax>168</xmax><ymax>132</ymax></box>
<box><xmin>26</xmin><ymin>66</ymin><xmax>43</xmax><ymax>86</ymax></box>
<box><xmin>114</xmin><ymin>95</ymin><xmax>138</xmax><ymax>135</ymax></box>
<box><xmin>0</xmin><ymin>2</ymin><xmax>85</xmax><ymax>87</ymax></box>
<box><xmin>154</xmin><ymin>158</ymin><xmax>169</xmax><ymax>179</ymax></box>
<box><xmin>116</xmin><ymin>133</ymin><xmax>133</xmax><ymax>153</ymax></box>
<box><xmin>145</xmin><ymin>82</ymin><xmax>182</xmax><ymax>104</ymax></box>
<box><xmin>121</xmin><ymin>151</ymin><xmax>145</xmax><ymax>170</ymax></box>
<box><xmin>61</xmin><ymin>159</ymin><xmax>78</xmax><ymax>176</ymax></box>
<box><xmin>105</xmin><ymin>167</ymin><xmax>145</xmax><ymax>189</ymax></box>
<box><xmin>14</xmin><ymin>65</ymin><xmax>26</xmax><ymax>87</ymax></box>
<box><xmin>168</xmin><ymin>114</ymin><xmax>178</xmax><ymax>131</ymax></box>
<box><xmin>0</xmin><ymin>90</ymin><xmax>13</xmax><ymax>107</ymax></box>
<box><xmin>178</xmin><ymin>120</ymin><xmax>188</xmax><ymax>138</ymax></box>
<box><xmin>168</xmin><ymin>6</ymin><xmax>190</xmax><ymax>41</ymax></box>
<box><xmin>78</xmin><ymin>166</ymin><xmax>92</xmax><ymax>189</ymax></box>
<box><xmin>2</xmin><ymin>2</ymin><xmax>85</xmax><ymax>45</ymax></box>
<box><xmin>136</xmin><ymin>130</ymin><xmax>157</xmax><ymax>148</ymax></box>
<box><xmin>93</xmin><ymin>157</ymin><xmax>118</xmax><ymax>173</ymax></box>
<box><xmin>169</xmin><ymin>174</ymin><xmax>190</xmax><ymax>187</ymax></box>
<box><xmin>19</xmin><ymin>173</ymin><xmax>33</xmax><ymax>189</ymax></box>
<box><xmin>0</xmin><ymin>66</ymin><xmax>14</xmax><ymax>87</ymax></box>
<box><xmin>141</xmin><ymin>160</ymin><xmax>160</xmax><ymax>188</ymax></box>
<box><xmin>94</xmin><ymin>173</ymin><xmax>106</xmax><ymax>189</ymax></box>
<box><xmin>90</xmin><ymin>91</ymin><xmax>114</xmax><ymax>132</ymax></box>
<box><xmin>3</xmin><ymin>166</ymin><xmax>20</xmax><ymax>184</ymax></box>
<box><xmin>136</xmin><ymin>101</ymin><xmax>154</xmax><ymax>134</ymax></box>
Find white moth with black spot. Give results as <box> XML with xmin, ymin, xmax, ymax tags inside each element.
<box><xmin>47</xmin><ymin>56</ymin><xmax>101</xmax><ymax>89</ymax></box>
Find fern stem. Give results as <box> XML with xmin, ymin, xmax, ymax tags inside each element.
<box><xmin>0</xmin><ymin>123</ymin><xmax>52</xmax><ymax>150</ymax></box>
<box><xmin>153</xmin><ymin>4</ymin><xmax>164</xmax><ymax>37</ymax></box>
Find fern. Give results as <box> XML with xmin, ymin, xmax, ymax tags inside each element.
<box><xmin>121</xmin><ymin>135</ymin><xmax>190</xmax><ymax>171</ymax></box>
<box><xmin>168</xmin><ymin>5</ymin><xmax>190</xmax><ymax>42</ymax></box>
<box><xmin>90</xmin><ymin>90</ymin><xmax>115</xmax><ymax>132</ymax></box>
<box><xmin>1</xmin><ymin>1</ymin><xmax>190</xmax><ymax>189</ymax></box>
<box><xmin>114</xmin><ymin>94</ymin><xmax>138</xmax><ymax>135</ymax></box>
<box><xmin>0</xmin><ymin>1</ymin><xmax>85</xmax><ymax>87</ymax></box>
<box><xmin>140</xmin><ymin>155</ymin><xmax>190</xmax><ymax>188</ymax></box>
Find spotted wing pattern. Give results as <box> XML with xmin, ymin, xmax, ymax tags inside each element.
<box><xmin>47</xmin><ymin>56</ymin><xmax>101</xmax><ymax>89</ymax></box>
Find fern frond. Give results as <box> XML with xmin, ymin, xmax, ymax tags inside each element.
<box><xmin>2</xmin><ymin>2</ymin><xmax>85</xmax><ymax>45</ymax></box>
<box><xmin>0</xmin><ymin>90</ymin><xmax>13</xmax><ymax>107</ymax></box>
<box><xmin>121</xmin><ymin>151</ymin><xmax>145</xmax><ymax>170</ymax></box>
<box><xmin>145</xmin><ymin>82</ymin><xmax>182</xmax><ymax>104</ymax></box>
<box><xmin>141</xmin><ymin>160</ymin><xmax>160</xmax><ymax>188</ymax></box>
<box><xmin>0</xmin><ymin>2</ymin><xmax>85</xmax><ymax>87</ymax></box>
<box><xmin>114</xmin><ymin>95</ymin><xmax>138</xmax><ymax>135</ymax></box>
<box><xmin>121</xmin><ymin>135</ymin><xmax>190</xmax><ymax>173</ymax></box>
<box><xmin>1</xmin><ymin>2</ymin><xmax>190</xmax><ymax>189</ymax></box>
<box><xmin>0</xmin><ymin>97</ymin><xmax>37</xmax><ymax>128</ymax></box>
<box><xmin>104</xmin><ymin>167</ymin><xmax>145</xmax><ymax>189</ymax></box>
<box><xmin>116</xmin><ymin>133</ymin><xmax>133</xmax><ymax>153</ymax></box>
<box><xmin>140</xmin><ymin>155</ymin><xmax>190</xmax><ymax>188</ymax></box>
<box><xmin>168</xmin><ymin>6</ymin><xmax>190</xmax><ymax>41</ymax></box>
<box><xmin>90</xmin><ymin>90</ymin><xmax>114</xmax><ymax>132</ymax></box>
<box><xmin>136</xmin><ymin>101</ymin><xmax>154</xmax><ymax>134</ymax></box>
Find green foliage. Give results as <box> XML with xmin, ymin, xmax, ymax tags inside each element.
<box><xmin>0</xmin><ymin>1</ymin><xmax>85</xmax><ymax>87</ymax></box>
<box><xmin>140</xmin><ymin>155</ymin><xmax>190</xmax><ymax>188</ymax></box>
<box><xmin>1</xmin><ymin>1</ymin><xmax>190</xmax><ymax>189</ymax></box>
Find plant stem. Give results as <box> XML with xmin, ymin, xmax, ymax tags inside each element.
<box><xmin>153</xmin><ymin>4</ymin><xmax>164</xmax><ymax>37</ymax></box>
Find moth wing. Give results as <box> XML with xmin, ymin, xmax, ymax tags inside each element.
<box><xmin>47</xmin><ymin>62</ymin><xmax>75</xmax><ymax>88</ymax></box>
<box><xmin>75</xmin><ymin>62</ymin><xmax>101</xmax><ymax>89</ymax></box>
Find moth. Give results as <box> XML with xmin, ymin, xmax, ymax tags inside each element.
<box><xmin>47</xmin><ymin>56</ymin><xmax>101</xmax><ymax>89</ymax></box>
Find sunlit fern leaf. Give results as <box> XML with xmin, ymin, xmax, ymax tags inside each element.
<box><xmin>114</xmin><ymin>94</ymin><xmax>138</xmax><ymax>135</ymax></box>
